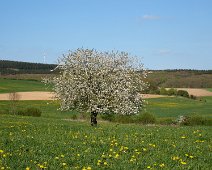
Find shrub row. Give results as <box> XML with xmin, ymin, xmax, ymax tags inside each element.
<box><xmin>15</xmin><ymin>107</ymin><xmax>42</xmax><ymax>117</ymax></box>
<box><xmin>100</xmin><ymin>112</ymin><xmax>211</xmax><ymax>126</ymax></box>
<box><xmin>148</xmin><ymin>87</ymin><xmax>197</xmax><ymax>99</ymax></box>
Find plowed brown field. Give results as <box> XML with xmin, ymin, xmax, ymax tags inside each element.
<box><xmin>0</xmin><ymin>88</ymin><xmax>211</xmax><ymax>100</ymax></box>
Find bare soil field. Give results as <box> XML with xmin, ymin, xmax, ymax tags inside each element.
<box><xmin>175</xmin><ymin>88</ymin><xmax>212</xmax><ymax>97</ymax></box>
<box><xmin>0</xmin><ymin>92</ymin><xmax>55</xmax><ymax>100</ymax></box>
<box><xmin>0</xmin><ymin>92</ymin><xmax>169</xmax><ymax>100</ymax></box>
<box><xmin>0</xmin><ymin>88</ymin><xmax>211</xmax><ymax>100</ymax></box>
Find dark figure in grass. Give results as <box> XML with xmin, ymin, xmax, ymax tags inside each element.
<box><xmin>91</xmin><ymin>111</ymin><xmax>98</xmax><ymax>126</ymax></box>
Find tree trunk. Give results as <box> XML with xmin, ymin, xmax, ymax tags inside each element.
<box><xmin>91</xmin><ymin>111</ymin><xmax>98</xmax><ymax>126</ymax></box>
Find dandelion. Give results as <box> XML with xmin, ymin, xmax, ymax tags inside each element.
<box><xmin>147</xmin><ymin>166</ymin><xmax>151</xmax><ymax>169</ymax></box>
<box><xmin>104</xmin><ymin>162</ymin><xmax>108</xmax><ymax>166</ymax></box>
<box><xmin>62</xmin><ymin>163</ymin><xmax>67</xmax><ymax>166</ymax></box>
<box><xmin>181</xmin><ymin>161</ymin><xmax>187</xmax><ymax>165</ymax></box>
<box><xmin>181</xmin><ymin>136</ymin><xmax>186</xmax><ymax>139</ymax></box>
<box><xmin>87</xmin><ymin>167</ymin><xmax>92</xmax><ymax>170</ymax></box>
<box><xmin>172</xmin><ymin>156</ymin><xmax>180</xmax><ymax>160</ymax></box>
<box><xmin>61</xmin><ymin>154</ymin><xmax>65</xmax><ymax>158</ymax></box>
<box><xmin>0</xmin><ymin>150</ymin><xmax>3</xmax><ymax>153</ymax></box>
<box><xmin>26</xmin><ymin>167</ymin><xmax>30</xmax><ymax>170</ymax></box>
<box><xmin>114</xmin><ymin>153</ymin><xmax>119</xmax><ymax>159</ymax></box>
<box><xmin>189</xmin><ymin>155</ymin><xmax>194</xmax><ymax>159</ymax></box>
<box><xmin>159</xmin><ymin>163</ymin><xmax>165</xmax><ymax>167</ymax></box>
<box><xmin>97</xmin><ymin>160</ymin><xmax>101</xmax><ymax>165</ymax></box>
<box><xmin>55</xmin><ymin>157</ymin><xmax>59</xmax><ymax>160</ymax></box>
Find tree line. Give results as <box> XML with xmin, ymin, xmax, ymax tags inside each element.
<box><xmin>0</xmin><ymin>60</ymin><xmax>57</xmax><ymax>74</ymax></box>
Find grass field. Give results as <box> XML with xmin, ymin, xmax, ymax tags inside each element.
<box><xmin>146</xmin><ymin>96</ymin><xmax>212</xmax><ymax>118</ymax></box>
<box><xmin>1</xmin><ymin>96</ymin><xmax>211</xmax><ymax>120</ymax></box>
<box><xmin>207</xmin><ymin>88</ymin><xmax>212</xmax><ymax>92</ymax></box>
<box><xmin>0</xmin><ymin>114</ymin><xmax>211</xmax><ymax>170</ymax></box>
<box><xmin>0</xmin><ymin>79</ymin><xmax>211</xmax><ymax>169</ymax></box>
<box><xmin>0</xmin><ymin>78</ymin><xmax>51</xmax><ymax>93</ymax></box>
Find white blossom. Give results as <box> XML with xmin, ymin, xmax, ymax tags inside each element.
<box><xmin>44</xmin><ymin>48</ymin><xmax>148</xmax><ymax>115</ymax></box>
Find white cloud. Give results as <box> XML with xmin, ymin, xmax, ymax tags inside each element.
<box><xmin>142</xmin><ymin>15</ymin><xmax>161</xmax><ymax>20</ymax></box>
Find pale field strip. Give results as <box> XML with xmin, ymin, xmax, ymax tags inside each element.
<box><xmin>0</xmin><ymin>88</ymin><xmax>212</xmax><ymax>100</ymax></box>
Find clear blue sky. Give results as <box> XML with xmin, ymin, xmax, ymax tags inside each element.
<box><xmin>0</xmin><ymin>0</ymin><xmax>211</xmax><ymax>69</ymax></box>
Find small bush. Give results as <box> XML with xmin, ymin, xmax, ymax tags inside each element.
<box><xmin>159</xmin><ymin>87</ymin><xmax>168</xmax><ymax>95</ymax></box>
<box><xmin>167</xmin><ymin>88</ymin><xmax>177</xmax><ymax>96</ymax></box>
<box><xmin>177</xmin><ymin>90</ymin><xmax>189</xmax><ymax>98</ymax></box>
<box><xmin>136</xmin><ymin>112</ymin><xmax>156</xmax><ymax>124</ymax></box>
<box><xmin>16</xmin><ymin>107</ymin><xmax>42</xmax><ymax>117</ymax></box>
<box><xmin>190</xmin><ymin>95</ymin><xmax>197</xmax><ymax>100</ymax></box>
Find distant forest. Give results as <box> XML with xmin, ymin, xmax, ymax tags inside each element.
<box><xmin>0</xmin><ymin>60</ymin><xmax>57</xmax><ymax>74</ymax></box>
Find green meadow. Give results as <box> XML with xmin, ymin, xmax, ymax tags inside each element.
<box><xmin>0</xmin><ymin>96</ymin><xmax>212</xmax><ymax>120</ymax></box>
<box><xmin>146</xmin><ymin>97</ymin><xmax>212</xmax><ymax>118</ymax></box>
<box><xmin>0</xmin><ymin>115</ymin><xmax>211</xmax><ymax>170</ymax></box>
<box><xmin>207</xmin><ymin>88</ymin><xmax>212</xmax><ymax>92</ymax></box>
<box><xmin>0</xmin><ymin>78</ymin><xmax>211</xmax><ymax>169</ymax></box>
<box><xmin>0</xmin><ymin>78</ymin><xmax>50</xmax><ymax>93</ymax></box>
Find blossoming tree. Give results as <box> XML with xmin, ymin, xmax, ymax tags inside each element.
<box><xmin>44</xmin><ymin>48</ymin><xmax>148</xmax><ymax>126</ymax></box>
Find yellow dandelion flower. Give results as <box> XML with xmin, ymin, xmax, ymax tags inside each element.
<box><xmin>77</xmin><ymin>154</ymin><xmax>80</xmax><ymax>157</ymax></box>
<box><xmin>185</xmin><ymin>154</ymin><xmax>189</xmax><ymax>157</ymax></box>
<box><xmin>26</xmin><ymin>167</ymin><xmax>30</xmax><ymax>170</ymax></box>
<box><xmin>61</xmin><ymin>154</ymin><xmax>65</xmax><ymax>158</ymax></box>
<box><xmin>181</xmin><ymin>136</ymin><xmax>186</xmax><ymax>139</ymax></box>
<box><xmin>3</xmin><ymin>154</ymin><xmax>6</xmax><ymax>158</ymax></box>
<box><xmin>114</xmin><ymin>153</ymin><xmax>119</xmax><ymax>158</ymax></box>
<box><xmin>172</xmin><ymin>156</ymin><xmax>180</xmax><ymax>160</ymax></box>
<box><xmin>55</xmin><ymin>157</ymin><xmax>59</xmax><ymax>160</ymax></box>
<box><xmin>82</xmin><ymin>167</ymin><xmax>86</xmax><ymax>170</ymax></box>
<box><xmin>0</xmin><ymin>150</ymin><xmax>4</xmax><ymax>153</ymax></box>
<box><xmin>147</xmin><ymin>166</ymin><xmax>151</xmax><ymax>169</ymax></box>
<box><xmin>143</xmin><ymin>148</ymin><xmax>147</xmax><ymax>151</ymax></box>
<box><xmin>87</xmin><ymin>167</ymin><xmax>91</xmax><ymax>170</ymax></box>
<box><xmin>1</xmin><ymin>167</ymin><xmax>5</xmax><ymax>170</ymax></box>
<box><xmin>181</xmin><ymin>161</ymin><xmax>186</xmax><ymax>165</ymax></box>
<box><xmin>189</xmin><ymin>156</ymin><xmax>194</xmax><ymax>159</ymax></box>
<box><xmin>104</xmin><ymin>162</ymin><xmax>108</xmax><ymax>166</ymax></box>
<box><xmin>62</xmin><ymin>163</ymin><xmax>67</xmax><ymax>166</ymax></box>
<box><xmin>159</xmin><ymin>163</ymin><xmax>165</xmax><ymax>167</ymax></box>
<box><xmin>39</xmin><ymin>165</ymin><xmax>44</xmax><ymax>169</ymax></box>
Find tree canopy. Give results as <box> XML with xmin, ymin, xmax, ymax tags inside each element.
<box><xmin>44</xmin><ymin>48</ymin><xmax>148</xmax><ymax>125</ymax></box>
